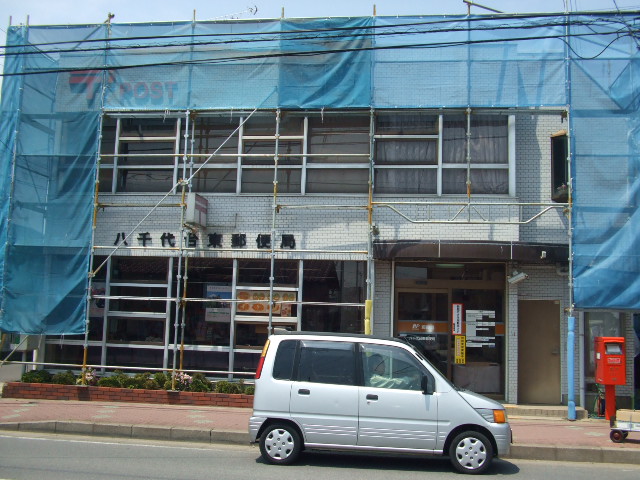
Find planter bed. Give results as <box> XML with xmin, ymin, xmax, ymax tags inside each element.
<box><xmin>1</xmin><ymin>382</ymin><xmax>253</xmax><ymax>408</ymax></box>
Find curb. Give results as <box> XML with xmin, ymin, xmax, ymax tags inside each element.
<box><xmin>0</xmin><ymin>421</ymin><xmax>248</xmax><ymax>445</ymax></box>
<box><xmin>1</xmin><ymin>422</ymin><xmax>638</xmax><ymax>466</ymax></box>
<box><xmin>506</xmin><ymin>444</ymin><xmax>640</xmax><ymax>465</ymax></box>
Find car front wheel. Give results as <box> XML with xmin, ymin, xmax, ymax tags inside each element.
<box><xmin>259</xmin><ymin>423</ymin><xmax>302</xmax><ymax>465</ymax></box>
<box><xmin>448</xmin><ymin>430</ymin><xmax>494</xmax><ymax>474</ymax></box>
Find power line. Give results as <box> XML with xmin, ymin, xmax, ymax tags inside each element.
<box><xmin>0</xmin><ymin>13</ymin><xmax>635</xmax><ymax>77</ymax></box>
<box><xmin>0</xmin><ymin>15</ymin><xmax>631</xmax><ymax>58</ymax></box>
<box><xmin>0</xmin><ymin>26</ymin><xmax>635</xmax><ymax>77</ymax></box>
<box><xmin>1</xmin><ymin>11</ymin><xmax>636</xmax><ymax>51</ymax></box>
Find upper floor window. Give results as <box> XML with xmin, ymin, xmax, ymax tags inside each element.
<box><xmin>551</xmin><ymin>131</ymin><xmax>569</xmax><ymax>202</ymax></box>
<box><xmin>100</xmin><ymin>111</ymin><xmax>514</xmax><ymax>196</ymax></box>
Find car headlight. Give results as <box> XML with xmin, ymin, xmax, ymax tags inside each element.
<box><xmin>476</xmin><ymin>408</ymin><xmax>507</xmax><ymax>424</ymax></box>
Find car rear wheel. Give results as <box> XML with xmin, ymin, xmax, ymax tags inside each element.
<box><xmin>259</xmin><ymin>423</ymin><xmax>302</xmax><ymax>465</ymax></box>
<box><xmin>449</xmin><ymin>430</ymin><xmax>494</xmax><ymax>474</ymax></box>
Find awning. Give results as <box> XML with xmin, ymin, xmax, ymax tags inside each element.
<box><xmin>373</xmin><ymin>240</ymin><xmax>569</xmax><ymax>264</ymax></box>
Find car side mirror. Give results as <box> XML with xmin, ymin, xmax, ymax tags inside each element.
<box><xmin>421</xmin><ymin>375</ymin><xmax>434</xmax><ymax>395</ymax></box>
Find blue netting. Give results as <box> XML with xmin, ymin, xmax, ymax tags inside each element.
<box><xmin>1</xmin><ymin>14</ymin><xmax>639</xmax><ymax>333</ymax></box>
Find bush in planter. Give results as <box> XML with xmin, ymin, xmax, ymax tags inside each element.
<box><xmin>214</xmin><ymin>381</ymin><xmax>242</xmax><ymax>394</ymax></box>
<box><xmin>97</xmin><ymin>376</ymin><xmax>121</xmax><ymax>388</ymax></box>
<box><xmin>21</xmin><ymin>369</ymin><xmax>52</xmax><ymax>383</ymax></box>
<box><xmin>154</xmin><ymin>372</ymin><xmax>170</xmax><ymax>388</ymax></box>
<box><xmin>51</xmin><ymin>370</ymin><xmax>76</xmax><ymax>385</ymax></box>
<box><xmin>244</xmin><ymin>385</ymin><xmax>255</xmax><ymax>395</ymax></box>
<box><xmin>189</xmin><ymin>373</ymin><xmax>212</xmax><ymax>392</ymax></box>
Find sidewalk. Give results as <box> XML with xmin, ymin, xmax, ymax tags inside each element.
<box><xmin>0</xmin><ymin>397</ymin><xmax>638</xmax><ymax>466</ymax></box>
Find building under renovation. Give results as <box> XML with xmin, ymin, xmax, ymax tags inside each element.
<box><xmin>1</xmin><ymin>11</ymin><xmax>639</xmax><ymax>410</ymax></box>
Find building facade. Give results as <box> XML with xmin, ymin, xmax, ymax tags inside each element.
<box><xmin>1</xmin><ymin>13</ymin><xmax>639</xmax><ymax>410</ymax></box>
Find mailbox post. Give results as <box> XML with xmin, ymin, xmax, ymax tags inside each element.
<box><xmin>594</xmin><ymin>336</ymin><xmax>626</xmax><ymax>422</ymax></box>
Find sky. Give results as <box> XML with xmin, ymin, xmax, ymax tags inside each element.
<box><xmin>0</xmin><ymin>0</ymin><xmax>638</xmax><ymax>27</ymax></box>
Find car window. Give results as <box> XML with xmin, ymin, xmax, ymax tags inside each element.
<box><xmin>297</xmin><ymin>340</ymin><xmax>356</xmax><ymax>385</ymax></box>
<box><xmin>273</xmin><ymin>339</ymin><xmax>297</xmax><ymax>380</ymax></box>
<box><xmin>361</xmin><ymin>343</ymin><xmax>424</xmax><ymax>391</ymax></box>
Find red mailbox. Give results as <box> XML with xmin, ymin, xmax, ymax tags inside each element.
<box><xmin>595</xmin><ymin>336</ymin><xmax>626</xmax><ymax>385</ymax></box>
<box><xmin>594</xmin><ymin>336</ymin><xmax>626</xmax><ymax>422</ymax></box>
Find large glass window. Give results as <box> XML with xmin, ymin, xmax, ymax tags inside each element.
<box><xmin>302</xmin><ymin>260</ymin><xmax>366</xmax><ymax>333</ymax></box>
<box><xmin>442</xmin><ymin>115</ymin><xmax>509</xmax><ymax>195</ymax></box>
<box><xmin>171</xmin><ymin>258</ymin><xmax>233</xmax><ymax>347</ymax></box>
<box><xmin>235</xmin><ymin>260</ymin><xmax>299</xmax><ymax>348</ymax></box>
<box><xmin>100</xmin><ymin>111</ymin><xmax>513</xmax><ymax>196</ymax></box>
<box><xmin>375</xmin><ymin>113</ymin><xmax>438</xmax><ymax>194</ymax></box>
<box><xmin>584</xmin><ymin>312</ymin><xmax>622</xmax><ymax>379</ymax></box>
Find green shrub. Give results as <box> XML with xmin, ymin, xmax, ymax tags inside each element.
<box><xmin>21</xmin><ymin>369</ymin><xmax>52</xmax><ymax>383</ymax></box>
<box><xmin>51</xmin><ymin>370</ymin><xmax>76</xmax><ymax>385</ymax></box>
<box><xmin>244</xmin><ymin>385</ymin><xmax>255</xmax><ymax>395</ymax></box>
<box><xmin>97</xmin><ymin>376</ymin><xmax>121</xmax><ymax>388</ymax></box>
<box><xmin>119</xmin><ymin>376</ymin><xmax>140</xmax><ymax>389</ymax></box>
<box><xmin>214</xmin><ymin>381</ymin><xmax>242</xmax><ymax>394</ymax></box>
<box><xmin>189</xmin><ymin>373</ymin><xmax>212</xmax><ymax>392</ymax></box>
<box><xmin>154</xmin><ymin>372</ymin><xmax>169</xmax><ymax>387</ymax></box>
<box><xmin>142</xmin><ymin>378</ymin><xmax>160</xmax><ymax>390</ymax></box>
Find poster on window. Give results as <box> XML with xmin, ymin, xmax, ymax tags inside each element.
<box><xmin>205</xmin><ymin>285</ymin><xmax>232</xmax><ymax>323</ymax></box>
<box><xmin>236</xmin><ymin>290</ymin><xmax>295</xmax><ymax>317</ymax></box>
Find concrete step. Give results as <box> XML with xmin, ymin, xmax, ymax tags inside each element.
<box><xmin>504</xmin><ymin>404</ymin><xmax>589</xmax><ymax>420</ymax></box>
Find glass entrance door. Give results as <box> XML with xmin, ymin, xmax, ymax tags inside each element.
<box><xmin>395</xmin><ymin>290</ymin><xmax>450</xmax><ymax>377</ymax></box>
<box><xmin>394</xmin><ymin>262</ymin><xmax>506</xmax><ymax>396</ymax></box>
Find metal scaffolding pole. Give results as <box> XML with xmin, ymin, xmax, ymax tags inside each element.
<box><xmin>267</xmin><ymin>109</ymin><xmax>281</xmax><ymax>335</ymax></box>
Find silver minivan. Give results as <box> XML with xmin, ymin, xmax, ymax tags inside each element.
<box><xmin>249</xmin><ymin>332</ymin><xmax>511</xmax><ymax>474</ymax></box>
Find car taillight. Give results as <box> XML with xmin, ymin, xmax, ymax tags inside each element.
<box><xmin>255</xmin><ymin>339</ymin><xmax>270</xmax><ymax>379</ymax></box>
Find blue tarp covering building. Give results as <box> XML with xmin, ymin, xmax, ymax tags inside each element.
<box><xmin>0</xmin><ymin>13</ymin><xmax>639</xmax><ymax>334</ymax></box>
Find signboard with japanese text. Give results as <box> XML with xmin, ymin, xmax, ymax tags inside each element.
<box><xmin>465</xmin><ymin>310</ymin><xmax>496</xmax><ymax>348</ymax></box>
<box><xmin>452</xmin><ymin>303</ymin><xmax>463</xmax><ymax>335</ymax></box>
<box><xmin>455</xmin><ymin>335</ymin><xmax>466</xmax><ymax>364</ymax></box>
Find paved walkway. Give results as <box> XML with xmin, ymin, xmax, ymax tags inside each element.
<box><xmin>0</xmin><ymin>398</ymin><xmax>639</xmax><ymax>466</ymax></box>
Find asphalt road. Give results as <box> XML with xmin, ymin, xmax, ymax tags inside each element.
<box><xmin>0</xmin><ymin>432</ymin><xmax>639</xmax><ymax>480</ymax></box>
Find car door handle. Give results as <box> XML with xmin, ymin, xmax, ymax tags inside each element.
<box><xmin>366</xmin><ymin>394</ymin><xmax>378</xmax><ymax>401</ymax></box>
<box><xmin>298</xmin><ymin>389</ymin><xmax>310</xmax><ymax>395</ymax></box>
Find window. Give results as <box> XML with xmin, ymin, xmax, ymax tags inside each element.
<box><xmin>584</xmin><ymin>312</ymin><xmax>622</xmax><ymax>379</ymax></box>
<box><xmin>551</xmin><ymin>132</ymin><xmax>568</xmax><ymax>202</ymax></box>
<box><xmin>100</xmin><ymin>111</ymin><xmax>513</xmax><ymax>195</ymax></box>
<box><xmin>273</xmin><ymin>339</ymin><xmax>298</xmax><ymax>380</ymax></box>
<box><xmin>297</xmin><ymin>340</ymin><xmax>356</xmax><ymax>385</ymax></box>
<box><xmin>442</xmin><ymin>115</ymin><xmax>509</xmax><ymax>195</ymax></box>
<box><xmin>100</xmin><ymin>117</ymin><xmax>181</xmax><ymax>194</ymax></box>
<box><xmin>241</xmin><ymin>113</ymin><xmax>304</xmax><ymax>193</ymax></box>
<box><xmin>302</xmin><ymin>261</ymin><xmax>366</xmax><ymax>333</ymax></box>
<box><xmin>361</xmin><ymin>343</ymin><xmax>424</xmax><ymax>391</ymax></box>
<box><xmin>375</xmin><ymin>113</ymin><xmax>438</xmax><ymax>195</ymax></box>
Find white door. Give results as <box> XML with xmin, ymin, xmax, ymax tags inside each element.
<box><xmin>290</xmin><ymin>381</ymin><xmax>359</xmax><ymax>446</ymax></box>
<box><xmin>357</xmin><ymin>344</ymin><xmax>438</xmax><ymax>450</ymax></box>
<box><xmin>290</xmin><ymin>339</ymin><xmax>359</xmax><ymax>446</ymax></box>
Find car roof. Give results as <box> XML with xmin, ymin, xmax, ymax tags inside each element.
<box><xmin>271</xmin><ymin>330</ymin><xmax>405</xmax><ymax>344</ymax></box>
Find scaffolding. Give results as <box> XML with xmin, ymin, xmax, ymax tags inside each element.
<box><xmin>0</xmin><ymin>14</ymin><xmax>638</xmax><ymax>397</ymax></box>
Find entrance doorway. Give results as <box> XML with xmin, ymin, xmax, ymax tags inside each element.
<box><xmin>394</xmin><ymin>262</ymin><xmax>505</xmax><ymax>396</ymax></box>
<box><xmin>518</xmin><ymin>300</ymin><xmax>561</xmax><ymax>404</ymax></box>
